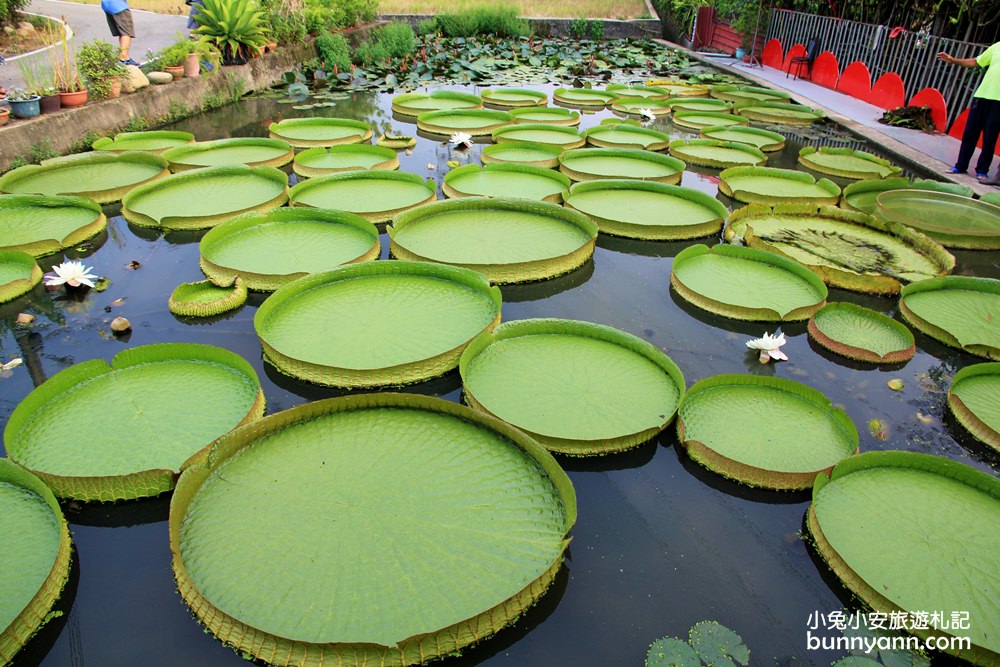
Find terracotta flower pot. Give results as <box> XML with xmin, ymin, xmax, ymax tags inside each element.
<box><xmin>165</xmin><ymin>65</ymin><xmax>184</xmax><ymax>80</ymax></box>
<box><xmin>0</xmin><ymin>108</ymin><xmax>9</xmax><ymax>126</ymax></box>
<box><xmin>184</xmin><ymin>52</ymin><xmax>200</xmax><ymax>77</ymax></box>
<box><xmin>108</xmin><ymin>78</ymin><xmax>122</xmax><ymax>98</ymax></box>
<box><xmin>59</xmin><ymin>89</ymin><xmax>88</xmax><ymax>108</ymax></box>
<box><xmin>265</xmin><ymin>40</ymin><xmax>277</xmax><ymax>53</ymax></box>
<box><xmin>40</xmin><ymin>94</ymin><xmax>61</xmax><ymax>113</ymax></box>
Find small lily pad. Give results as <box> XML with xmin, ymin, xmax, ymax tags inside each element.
<box><xmin>0</xmin><ymin>250</ymin><xmax>43</xmax><ymax>303</ymax></box>
<box><xmin>808</xmin><ymin>303</ymin><xmax>916</xmax><ymax>364</ymax></box>
<box><xmin>169</xmin><ymin>277</ymin><xmax>247</xmax><ymax>317</ymax></box>
<box><xmin>689</xmin><ymin>621</ymin><xmax>750</xmax><ymax>667</ymax></box>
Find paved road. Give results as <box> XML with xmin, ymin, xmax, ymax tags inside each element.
<box><xmin>3</xmin><ymin>0</ymin><xmax>187</xmax><ymax>90</ymax></box>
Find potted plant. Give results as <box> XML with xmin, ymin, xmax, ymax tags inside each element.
<box><xmin>6</xmin><ymin>88</ymin><xmax>42</xmax><ymax>119</ymax></box>
<box><xmin>16</xmin><ymin>60</ymin><xmax>59</xmax><ymax>113</ymax></box>
<box><xmin>53</xmin><ymin>35</ymin><xmax>88</xmax><ymax>107</ymax></box>
<box><xmin>77</xmin><ymin>39</ymin><xmax>129</xmax><ymax>99</ymax></box>
<box><xmin>38</xmin><ymin>86</ymin><xmax>61</xmax><ymax>114</ymax></box>
<box><xmin>158</xmin><ymin>41</ymin><xmax>188</xmax><ymax>79</ymax></box>
<box><xmin>184</xmin><ymin>39</ymin><xmax>221</xmax><ymax>77</ymax></box>
<box><xmin>0</xmin><ymin>107</ymin><xmax>9</xmax><ymax>126</ymax></box>
<box><xmin>192</xmin><ymin>0</ymin><xmax>268</xmax><ymax>66</ymax></box>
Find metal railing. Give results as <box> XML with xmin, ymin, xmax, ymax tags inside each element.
<box><xmin>765</xmin><ymin>8</ymin><xmax>989</xmax><ymax>128</ymax></box>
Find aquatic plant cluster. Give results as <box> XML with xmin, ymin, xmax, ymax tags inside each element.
<box><xmin>1</xmin><ymin>50</ymin><xmax>999</xmax><ymax>667</ymax></box>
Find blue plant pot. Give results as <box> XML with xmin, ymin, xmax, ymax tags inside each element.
<box><xmin>9</xmin><ymin>96</ymin><xmax>41</xmax><ymax>119</ymax></box>
<box><xmin>735</xmin><ymin>48</ymin><xmax>747</xmax><ymax>60</ymax></box>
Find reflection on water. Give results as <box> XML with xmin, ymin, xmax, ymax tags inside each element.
<box><xmin>2</xmin><ymin>83</ymin><xmax>998</xmax><ymax>667</ymax></box>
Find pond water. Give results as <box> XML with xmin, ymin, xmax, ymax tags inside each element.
<box><xmin>2</xmin><ymin>83</ymin><xmax>997</xmax><ymax>667</ymax></box>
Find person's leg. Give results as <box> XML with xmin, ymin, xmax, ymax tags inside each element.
<box><xmin>112</xmin><ymin>9</ymin><xmax>137</xmax><ymax>63</ymax></box>
<box><xmin>955</xmin><ymin>97</ymin><xmax>987</xmax><ymax>172</ymax></box>
<box><xmin>974</xmin><ymin>98</ymin><xmax>1000</xmax><ymax>178</ymax></box>
<box><xmin>119</xmin><ymin>34</ymin><xmax>132</xmax><ymax>61</ymax></box>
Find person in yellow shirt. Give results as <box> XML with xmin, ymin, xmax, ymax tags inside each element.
<box><xmin>939</xmin><ymin>42</ymin><xmax>1000</xmax><ymax>183</ymax></box>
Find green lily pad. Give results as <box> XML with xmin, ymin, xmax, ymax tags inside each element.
<box><xmin>584</xmin><ymin>123</ymin><xmax>671</xmax><ymax>151</ymax></box>
<box><xmin>391</xmin><ymin>90</ymin><xmax>483</xmax><ymax>116</ymax></box>
<box><xmin>200</xmin><ymin>208</ymin><xmax>380</xmax><ymax>291</ymax></box>
<box><xmin>668</xmin><ymin>139</ymin><xmax>766</xmax><ymax>169</ymax></box>
<box><xmin>91</xmin><ymin>130</ymin><xmax>195</xmax><ymax>153</ymax></box>
<box><xmin>663</xmin><ymin>97</ymin><xmax>733</xmax><ymax>113</ymax></box>
<box><xmin>0</xmin><ymin>194</ymin><xmax>107</xmax><ymax>257</ymax></box>
<box><xmin>710</xmin><ymin>85</ymin><xmax>792</xmax><ymax>104</ymax></box>
<box><xmin>799</xmin><ymin>146</ymin><xmax>901</xmax><ymax>179</ymax></box>
<box><xmin>610</xmin><ymin>97</ymin><xmax>672</xmax><ymax>116</ymax></box>
<box><xmin>699</xmin><ymin>125</ymin><xmax>786</xmax><ymax>151</ymax></box>
<box><xmin>735</xmin><ymin>101</ymin><xmax>824</xmax><ymax>124</ymax></box>
<box><xmin>416</xmin><ymin>109</ymin><xmax>512</xmax><ymax>136</ymax></box>
<box><xmin>481</xmin><ymin>141</ymin><xmax>565</xmax><ymax>168</ymax></box>
<box><xmin>0</xmin><ymin>459</ymin><xmax>72</xmax><ymax>666</ymax></box>
<box><xmin>948</xmin><ymin>363</ymin><xmax>1000</xmax><ymax>453</ymax></box>
<box><xmin>564</xmin><ymin>180</ymin><xmax>727</xmax><ymax>240</ymax></box>
<box><xmin>719</xmin><ymin>166</ymin><xmax>841</xmax><ymax>205</ymax></box>
<box><xmin>169</xmin><ymin>277</ymin><xmax>247</xmax><ymax>317</ymax></box>
<box><xmin>552</xmin><ymin>87</ymin><xmax>617</xmax><ymax>107</ymax></box>
<box><xmin>389</xmin><ymin>198</ymin><xmax>596</xmax><ymax>283</ymax></box>
<box><xmin>0</xmin><ymin>250</ymin><xmax>43</xmax><ymax>303</ymax></box>
<box><xmin>254</xmin><ymin>261</ymin><xmax>501</xmax><ymax>387</ymax></box>
<box><xmin>672</xmin><ymin>111</ymin><xmax>749</xmax><ymax>130</ymax></box>
<box><xmin>292</xmin><ymin>144</ymin><xmax>399</xmax><ymax>178</ymax></box>
<box><xmin>607</xmin><ymin>83</ymin><xmax>671</xmax><ymax>99</ymax></box>
<box><xmin>808</xmin><ymin>451</ymin><xmax>1000</xmax><ymax>664</ymax></box>
<box><xmin>170</xmin><ymin>393</ymin><xmax>574</xmax><ymax>665</ymax></box>
<box><xmin>481</xmin><ymin>87</ymin><xmax>548</xmax><ymax>107</ymax></box>
<box><xmin>671</xmin><ymin>243</ymin><xmax>828</xmax><ymax>321</ymax></box>
<box><xmin>268</xmin><ymin>117</ymin><xmax>373</xmax><ymax>148</ymax></box>
<box><xmin>982</xmin><ymin>192</ymin><xmax>1000</xmax><ymax>207</ymax></box>
<box><xmin>559</xmin><ymin>148</ymin><xmax>685</xmax><ymax>184</ymax></box>
<box><xmin>899</xmin><ymin>276</ymin><xmax>1000</xmax><ymax>360</ymax></box>
<box><xmin>645</xmin><ymin>79</ymin><xmax>710</xmax><ymax>97</ymax></box>
<box><xmin>688</xmin><ymin>621</ymin><xmax>750</xmax><ymax>666</ymax></box>
<box><xmin>122</xmin><ymin>165</ymin><xmax>289</xmax><ymax>230</ymax></box>
<box><xmin>161</xmin><ymin>138</ymin><xmax>295</xmax><ymax>172</ymax></box>
<box><xmin>646</xmin><ymin>636</ymin><xmax>702</xmax><ymax>667</ymax></box>
<box><xmin>678</xmin><ymin>375</ymin><xmax>858</xmax><ymax>490</ymax></box>
<box><xmin>4</xmin><ymin>343</ymin><xmax>264</xmax><ymax>501</ymax></box>
<box><xmin>460</xmin><ymin>318</ymin><xmax>684</xmax><ymax>455</ymax></box>
<box><xmin>876</xmin><ymin>189</ymin><xmax>1000</xmax><ymax>249</ymax></box>
<box><xmin>840</xmin><ymin>177</ymin><xmax>911</xmax><ymax>214</ymax></box>
<box><xmin>0</xmin><ymin>152</ymin><xmax>169</xmax><ymax>204</ymax></box>
<box><xmin>507</xmin><ymin>106</ymin><xmax>580</xmax><ymax>126</ymax></box>
<box><xmin>443</xmin><ymin>163</ymin><xmax>570</xmax><ymax>202</ymax></box>
<box><xmin>492</xmin><ymin>123</ymin><xmax>585</xmax><ymax>149</ymax></box>
<box><xmin>289</xmin><ymin>170</ymin><xmax>436</xmax><ymax>224</ymax></box>
<box><xmin>375</xmin><ymin>133</ymin><xmax>416</xmax><ymax>149</ymax></box>
<box><xmin>808</xmin><ymin>302</ymin><xmax>916</xmax><ymax>364</ymax></box>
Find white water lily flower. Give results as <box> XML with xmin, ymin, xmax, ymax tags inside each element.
<box><xmin>1</xmin><ymin>358</ymin><xmax>23</xmax><ymax>371</ymax></box>
<box><xmin>746</xmin><ymin>331</ymin><xmax>788</xmax><ymax>364</ymax></box>
<box><xmin>44</xmin><ymin>260</ymin><xmax>99</xmax><ymax>289</ymax></box>
<box><xmin>449</xmin><ymin>131</ymin><xmax>473</xmax><ymax>149</ymax></box>
<box><xmin>638</xmin><ymin>108</ymin><xmax>656</xmax><ymax>123</ymax></box>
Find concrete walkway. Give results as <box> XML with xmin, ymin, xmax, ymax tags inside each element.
<box><xmin>2</xmin><ymin>0</ymin><xmax>187</xmax><ymax>91</ymax></box>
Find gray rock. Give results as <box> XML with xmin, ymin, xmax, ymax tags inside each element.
<box><xmin>121</xmin><ymin>65</ymin><xmax>149</xmax><ymax>93</ymax></box>
<box><xmin>147</xmin><ymin>71</ymin><xmax>173</xmax><ymax>85</ymax></box>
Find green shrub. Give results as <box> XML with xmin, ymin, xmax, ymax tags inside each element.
<box><xmin>416</xmin><ymin>17</ymin><xmax>438</xmax><ymax>35</ymax></box>
<box><xmin>0</xmin><ymin>0</ymin><xmax>28</xmax><ymax>22</ymax></box>
<box><xmin>305</xmin><ymin>6</ymin><xmax>337</xmax><ymax>33</ymax></box>
<box><xmin>316</xmin><ymin>32</ymin><xmax>351</xmax><ymax>72</ymax></box>
<box><xmin>354</xmin><ymin>21</ymin><xmax>415</xmax><ymax>66</ymax></box>
<box><xmin>436</xmin><ymin>6</ymin><xmax>529</xmax><ymax>37</ymax></box>
<box><xmin>588</xmin><ymin>20</ymin><xmax>604</xmax><ymax>39</ymax></box>
<box><xmin>76</xmin><ymin>38</ymin><xmax>127</xmax><ymax>100</ymax></box>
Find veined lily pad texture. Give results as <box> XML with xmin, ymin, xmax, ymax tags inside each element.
<box><xmin>417</xmin><ymin>109</ymin><xmax>512</xmax><ymax>136</ymax></box>
<box><xmin>3</xmin><ymin>343</ymin><xmax>265</xmax><ymax>501</ymax></box>
<box><xmin>668</xmin><ymin>139</ymin><xmax>766</xmax><ymax>169</ymax></box>
<box><xmin>268</xmin><ymin>117</ymin><xmax>373</xmax><ymax>148</ymax></box>
<box><xmin>710</xmin><ymin>85</ymin><xmax>792</xmax><ymax>103</ymax></box>
<box><xmin>443</xmin><ymin>164</ymin><xmax>570</xmax><ymax>202</ymax></box>
<box><xmin>91</xmin><ymin>130</ymin><xmax>195</xmax><ymax>153</ymax></box>
<box><xmin>161</xmin><ymin>138</ymin><xmax>295</xmax><ymax>172</ymax></box>
<box><xmin>558</xmin><ymin>148</ymin><xmax>685</xmax><ymax>184</ymax></box>
<box><xmin>606</xmin><ymin>83</ymin><xmax>670</xmax><ymax>99</ymax></box>
<box><xmin>552</xmin><ymin>87</ymin><xmax>616</xmax><ymax>107</ymax></box>
<box><xmin>292</xmin><ymin>144</ymin><xmax>400</xmax><ymax>178</ymax></box>
<box><xmin>122</xmin><ymin>165</ymin><xmax>289</xmax><ymax>230</ymax></box>
<box><xmin>492</xmin><ymin>124</ymin><xmax>585</xmax><ymax>149</ymax></box>
<box><xmin>507</xmin><ymin>106</ymin><xmax>580</xmax><ymax>126</ymax></box>
<box><xmin>289</xmin><ymin>170</ymin><xmax>436</xmax><ymax>224</ymax></box>
<box><xmin>255</xmin><ymin>261</ymin><xmax>502</xmax><ymax>387</ymax></box>
<box><xmin>808</xmin><ymin>302</ymin><xmax>916</xmax><ymax>364</ymax></box>
<box><xmin>645</xmin><ymin>79</ymin><xmax>710</xmax><ymax>97</ymax></box>
<box><xmin>0</xmin><ymin>250</ymin><xmax>43</xmax><ymax>303</ymax></box>
<box><xmin>672</xmin><ymin>111</ymin><xmax>749</xmax><ymax>130</ymax></box>
<box><xmin>200</xmin><ymin>208</ymin><xmax>380</xmax><ymax>291</ymax></box>
<box><xmin>876</xmin><ymin>190</ymin><xmax>1000</xmax><ymax>249</ymax></box>
<box><xmin>0</xmin><ymin>194</ymin><xmax>106</xmax><ymax>256</ymax></box>
<box><xmin>481</xmin><ymin>88</ymin><xmax>548</xmax><ymax>107</ymax></box>
<box><xmin>735</xmin><ymin>101</ymin><xmax>824</xmax><ymax>124</ymax></box>
<box><xmin>481</xmin><ymin>141</ymin><xmax>565</xmax><ymax>169</ymax></box>
<box><xmin>948</xmin><ymin>363</ymin><xmax>1000</xmax><ymax>452</ymax></box>
<box><xmin>798</xmin><ymin>146</ymin><xmax>901</xmax><ymax>180</ymax></box>
<box><xmin>564</xmin><ymin>180</ymin><xmax>728</xmax><ymax>240</ymax></box>
<box><xmin>671</xmin><ymin>244</ymin><xmax>828</xmax><ymax>321</ymax></box>
<box><xmin>583</xmin><ymin>123</ymin><xmax>671</xmax><ymax>151</ymax></box>
<box><xmin>0</xmin><ymin>459</ymin><xmax>72</xmax><ymax>666</ymax></box>
<box><xmin>170</xmin><ymin>393</ymin><xmax>575</xmax><ymax>667</ymax></box>
<box><xmin>899</xmin><ymin>276</ymin><xmax>1000</xmax><ymax>360</ymax></box>
<box><xmin>724</xmin><ymin>204</ymin><xmax>954</xmax><ymax>294</ymax></box>
<box><xmin>169</xmin><ymin>277</ymin><xmax>247</xmax><ymax>317</ymax></box>
<box><xmin>460</xmin><ymin>318</ymin><xmax>685</xmax><ymax>455</ymax></box>
<box><xmin>808</xmin><ymin>451</ymin><xmax>1000</xmax><ymax>664</ymax></box>
<box><xmin>662</xmin><ymin>97</ymin><xmax>733</xmax><ymax>113</ymax></box>
<box><xmin>719</xmin><ymin>166</ymin><xmax>841</xmax><ymax>206</ymax></box>
<box><xmin>391</xmin><ymin>90</ymin><xmax>483</xmax><ymax>116</ymax></box>
<box><xmin>0</xmin><ymin>152</ymin><xmax>169</xmax><ymax>204</ymax></box>
<box><xmin>678</xmin><ymin>375</ymin><xmax>858</xmax><ymax>489</ymax></box>
<box><xmin>700</xmin><ymin>125</ymin><xmax>786</xmax><ymax>152</ymax></box>
<box><xmin>389</xmin><ymin>198</ymin><xmax>596</xmax><ymax>283</ymax></box>
<box><xmin>610</xmin><ymin>98</ymin><xmax>672</xmax><ymax>116</ymax></box>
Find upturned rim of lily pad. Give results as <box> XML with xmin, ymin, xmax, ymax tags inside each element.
<box><xmin>672</xmin><ymin>111</ymin><xmax>749</xmax><ymax>130</ymax></box>
<box><xmin>558</xmin><ymin>148</ymin><xmax>686</xmax><ymax>184</ymax></box>
<box><xmin>807</xmin><ymin>302</ymin><xmax>916</xmax><ymax>364</ymax></box>
<box><xmin>582</xmin><ymin>123</ymin><xmax>671</xmax><ymax>151</ymax></box>
<box><xmin>668</xmin><ymin>138</ymin><xmax>766</xmax><ymax>169</ymax></box>
<box><xmin>168</xmin><ymin>276</ymin><xmax>248</xmax><ymax>317</ymax></box>
<box><xmin>0</xmin><ymin>250</ymin><xmax>43</xmax><ymax>303</ymax></box>
<box><xmin>91</xmin><ymin>130</ymin><xmax>196</xmax><ymax>154</ymax></box>
<box><xmin>699</xmin><ymin>124</ymin><xmax>786</xmax><ymax>151</ymax></box>
<box><xmin>606</xmin><ymin>83</ymin><xmax>671</xmax><ymax>99</ymax></box>
<box><xmin>798</xmin><ymin>146</ymin><xmax>902</xmax><ymax>180</ymax></box>
<box><xmin>898</xmin><ymin>276</ymin><xmax>1000</xmax><ymax>359</ymax></box>
<box><xmin>718</xmin><ymin>166</ymin><xmax>841</xmax><ymax>206</ymax></box>
<box><xmin>662</xmin><ymin>97</ymin><xmax>733</xmax><ymax>112</ymax></box>
<box><xmin>948</xmin><ymin>362</ymin><xmax>1000</xmax><ymax>453</ymax></box>
<box><xmin>491</xmin><ymin>123</ymin><xmax>585</xmax><ymax>149</ymax></box>
<box><xmin>442</xmin><ymin>163</ymin><xmax>571</xmax><ymax>203</ymax></box>
<box><xmin>0</xmin><ymin>194</ymin><xmax>107</xmax><ymax>257</ymax></box>
<box><xmin>288</xmin><ymin>170</ymin><xmax>436</xmax><ymax>224</ymax></box>
<box><xmin>734</xmin><ymin>100</ymin><xmax>825</xmax><ymax>124</ymax></box>
<box><xmin>507</xmin><ymin>106</ymin><xmax>581</xmax><ymax>126</ymax></box>
<box><xmin>268</xmin><ymin>117</ymin><xmax>373</xmax><ymax>148</ymax></box>
<box><xmin>0</xmin><ymin>151</ymin><xmax>170</xmax><ymax>204</ymax></box>
<box><xmin>480</xmin><ymin>141</ymin><xmax>565</xmax><ymax>168</ymax></box>
<box><xmin>709</xmin><ymin>84</ymin><xmax>793</xmax><ymax>103</ymax></box>
<box><xmin>292</xmin><ymin>144</ymin><xmax>400</xmax><ymax>178</ymax></box>
<box><xmin>481</xmin><ymin>87</ymin><xmax>549</xmax><ymax>107</ymax></box>
<box><xmin>552</xmin><ymin>87</ymin><xmax>617</xmax><ymax>107</ymax></box>
<box><xmin>391</xmin><ymin>90</ymin><xmax>484</xmax><ymax>116</ymax></box>
<box><xmin>161</xmin><ymin>138</ymin><xmax>295</xmax><ymax>172</ymax></box>
<box><xmin>644</xmin><ymin>79</ymin><xmax>710</xmax><ymax>97</ymax></box>
<box><xmin>876</xmin><ymin>189</ymin><xmax>1000</xmax><ymax>249</ymax></box>
<box><xmin>416</xmin><ymin>109</ymin><xmax>513</xmax><ymax>136</ymax></box>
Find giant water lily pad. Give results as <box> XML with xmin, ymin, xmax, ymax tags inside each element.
<box><xmin>663</xmin><ymin>97</ymin><xmax>733</xmax><ymax>113</ymax></box>
<box><xmin>460</xmin><ymin>318</ymin><xmax>685</xmax><ymax>455</ymax></box>
<box><xmin>481</xmin><ymin>88</ymin><xmax>548</xmax><ymax>107</ymax></box>
<box><xmin>610</xmin><ymin>98</ymin><xmax>671</xmax><ymax>116</ymax></box>
<box><xmin>798</xmin><ymin>146</ymin><xmax>901</xmax><ymax>179</ymax></box>
<box><xmin>122</xmin><ymin>165</ymin><xmax>289</xmax><ymax>230</ymax></box>
<box><xmin>645</xmin><ymin>79</ymin><xmax>710</xmax><ymax>97</ymax></box>
<box><xmin>808</xmin><ymin>302</ymin><xmax>915</xmax><ymax>364</ymax></box>
<box><xmin>552</xmin><ymin>87</ymin><xmax>616</xmax><ymax>107</ymax></box>
<box><xmin>668</xmin><ymin>139</ymin><xmax>766</xmax><ymax>169</ymax></box>
<box><xmin>255</xmin><ymin>261</ymin><xmax>501</xmax><ymax>387</ymax></box>
<box><xmin>736</xmin><ymin>101</ymin><xmax>824</xmax><ymax>124</ymax></box>
<box><xmin>700</xmin><ymin>125</ymin><xmax>785</xmax><ymax>151</ymax></box>
<box><xmin>719</xmin><ymin>166</ymin><xmax>841</xmax><ymax>205</ymax></box>
<box><xmin>200</xmin><ymin>208</ymin><xmax>380</xmax><ymax>291</ymax></box>
<box><xmin>583</xmin><ymin>123</ymin><xmax>671</xmax><ymax>151</ymax></box>
<box><xmin>91</xmin><ymin>130</ymin><xmax>195</xmax><ymax>153</ymax></box>
<box><xmin>840</xmin><ymin>178</ymin><xmax>973</xmax><ymax>214</ymax></box>
<box><xmin>170</xmin><ymin>393</ymin><xmax>574</xmax><ymax>666</ymax></box>
<box><xmin>161</xmin><ymin>138</ymin><xmax>295</xmax><ymax>171</ymax></box>
<box><xmin>559</xmin><ymin>148</ymin><xmax>685</xmax><ymax>184</ymax></box>
<box><xmin>443</xmin><ymin>163</ymin><xmax>570</xmax><ymax>202</ymax></box>
<box><xmin>508</xmin><ymin>106</ymin><xmax>580</xmax><ymax>126</ymax></box>
<box><xmin>606</xmin><ymin>84</ymin><xmax>670</xmax><ymax>99</ymax></box>
<box><xmin>417</xmin><ymin>109</ymin><xmax>512</xmax><ymax>136</ymax></box>
<box><xmin>389</xmin><ymin>198</ymin><xmax>596</xmax><ymax>283</ymax></box>
<box><xmin>678</xmin><ymin>375</ymin><xmax>857</xmax><ymax>489</ymax></box>
<box><xmin>492</xmin><ymin>124</ymin><xmax>585</xmax><ymax>149</ymax></box>
<box><xmin>169</xmin><ymin>277</ymin><xmax>247</xmax><ymax>317</ymax></box>
<box><xmin>898</xmin><ymin>276</ymin><xmax>1000</xmax><ymax>360</ymax></box>
<box><xmin>876</xmin><ymin>190</ymin><xmax>1000</xmax><ymax>249</ymax></box>
<box><xmin>0</xmin><ymin>152</ymin><xmax>169</xmax><ymax>204</ymax></box>
<box><xmin>808</xmin><ymin>451</ymin><xmax>1000</xmax><ymax>664</ymax></box>
<box><xmin>268</xmin><ymin>117</ymin><xmax>373</xmax><ymax>148</ymax></box>
<box><xmin>564</xmin><ymin>180</ymin><xmax>727</xmax><ymax>240</ymax></box>
<box><xmin>289</xmin><ymin>170</ymin><xmax>436</xmax><ymax>224</ymax></box>
<box><xmin>948</xmin><ymin>363</ymin><xmax>1000</xmax><ymax>453</ymax></box>
<box><xmin>724</xmin><ymin>204</ymin><xmax>954</xmax><ymax>294</ymax></box>
<box><xmin>481</xmin><ymin>141</ymin><xmax>565</xmax><ymax>168</ymax></box>
<box><xmin>0</xmin><ymin>250</ymin><xmax>43</xmax><ymax>303</ymax></box>
<box><xmin>710</xmin><ymin>85</ymin><xmax>792</xmax><ymax>104</ymax></box>
<box><xmin>391</xmin><ymin>90</ymin><xmax>483</xmax><ymax>116</ymax></box>
<box><xmin>671</xmin><ymin>244</ymin><xmax>828</xmax><ymax>321</ymax></box>
<box><xmin>0</xmin><ymin>194</ymin><xmax>106</xmax><ymax>256</ymax></box>
<box><xmin>4</xmin><ymin>343</ymin><xmax>264</xmax><ymax>501</ymax></box>
<box><xmin>0</xmin><ymin>459</ymin><xmax>72</xmax><ymax>666</ymax></box>
<box><xmin>672</xmin><ymin>111</ymin><xmax>748</xmax><ymax>130</ymax></box>
<box><xmin>293</xmin><ymin>144</ymin><xmax>399</xmax><ymax>178</ymax></box>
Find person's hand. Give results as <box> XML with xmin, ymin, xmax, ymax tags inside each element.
<box><xmin>937</xmin><ymin>52</ymin><xmax>953</xmax><ymax>64</ymax></box>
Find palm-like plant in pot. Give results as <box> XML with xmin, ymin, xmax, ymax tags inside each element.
<box><xmin>193</xmin><ymin>0</ymin><xmax>268</xmax><ymax>66</ymax></box>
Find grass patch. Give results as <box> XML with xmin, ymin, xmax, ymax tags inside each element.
<box><xmin>382</xmin><ymin>0</ymin><xmax>650</xmax><ymax>19</ymax></box>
